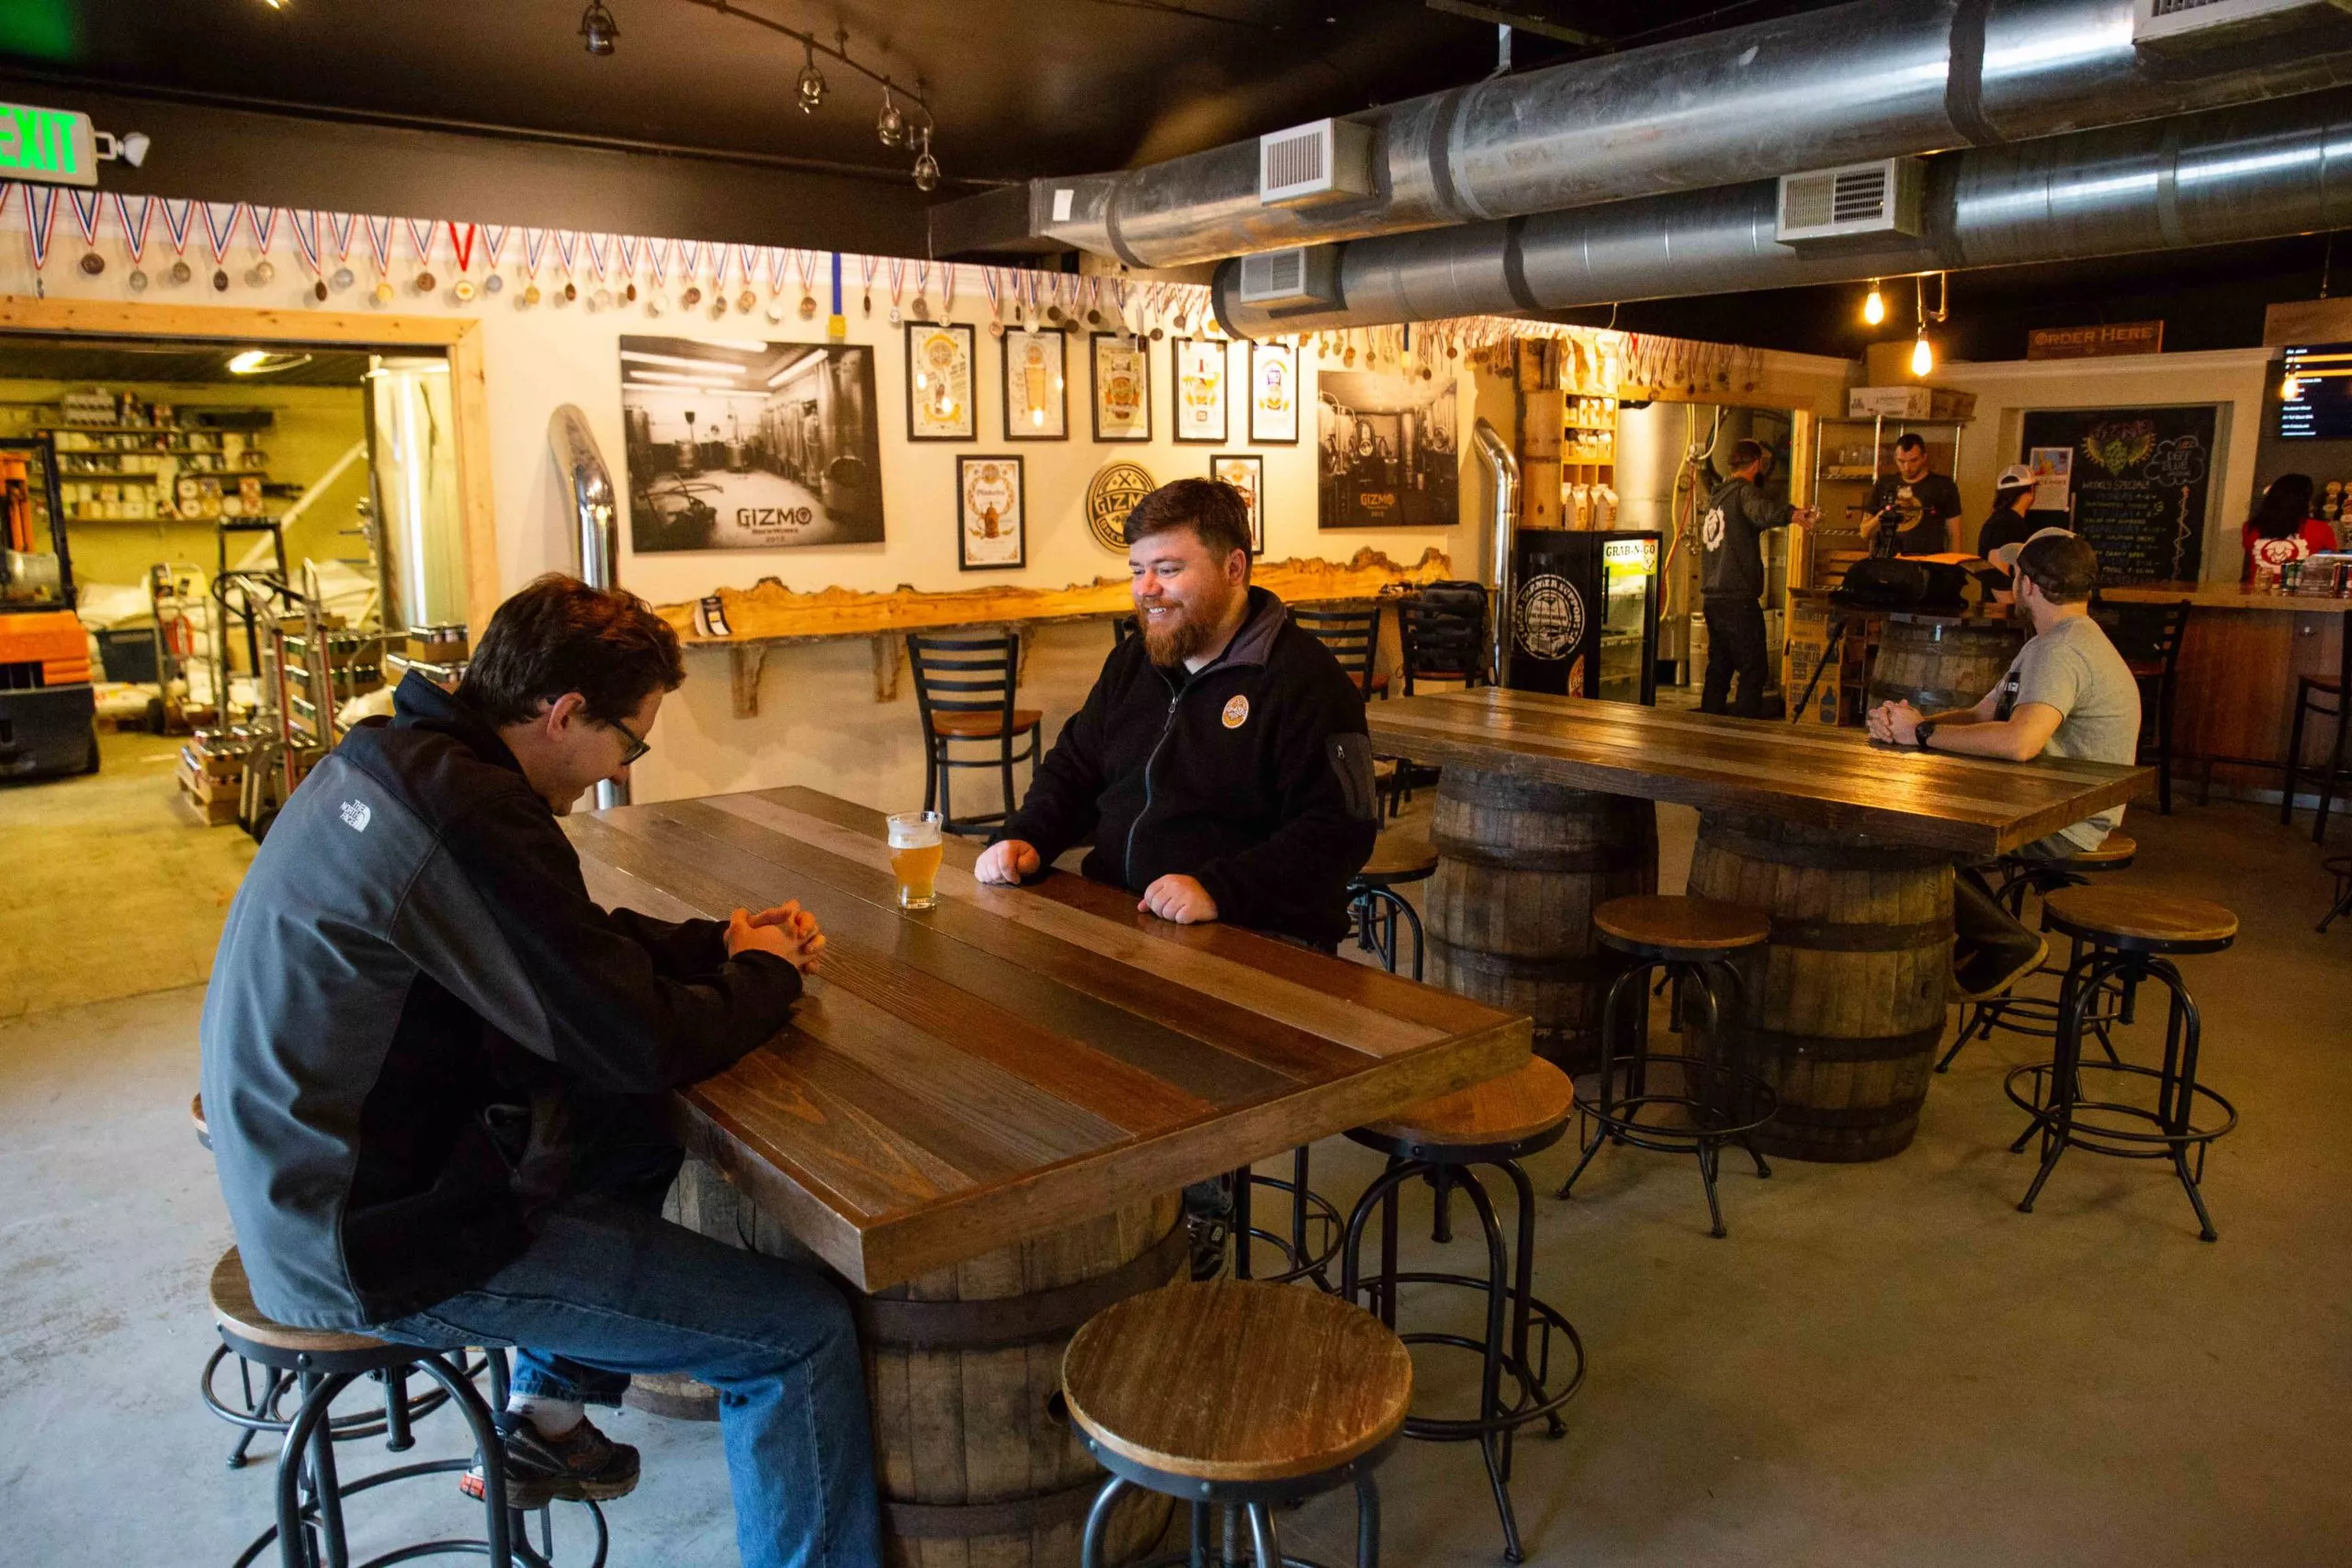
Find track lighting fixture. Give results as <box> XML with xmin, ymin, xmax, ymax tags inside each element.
<box><xmin>877</xmin><ymin>85</ymin><xmax>907</xmax><ymax>148</ymax></box>
<box><xmin>797</xmin><ymin>40</ymin><xmax>827</xmax><ymax>113</ymax></box>
<box><xmin>912</xmin><ymin>127</ymin><xmax>939</xmax><ymax>192</ymax></box>
<box><xmin>580</xmin><ymin>0</ymin><xmax>619</xmax><ymax>57</ymax></box>
<box><xmin>1861</xmin><ymin>279</ymin><xmax>1885</xmax><ymax>327</ymax></box>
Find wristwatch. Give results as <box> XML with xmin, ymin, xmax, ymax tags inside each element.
<box><xmin>1914</xmin><ymin>721</ymin><xmax>1939</xmax><ymax>750</ymax></box>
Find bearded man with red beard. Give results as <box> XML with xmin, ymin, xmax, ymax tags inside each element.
<box><xmin>975</xmin><ymin>478</ymin><xmax>1380</xmax><ymax>949</ymax></box>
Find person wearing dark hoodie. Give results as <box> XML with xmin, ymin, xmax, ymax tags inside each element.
<box><xmin>198</xmin><ymin>575</ymin><xmax>877</xmax><ymax>1568</ymax></box>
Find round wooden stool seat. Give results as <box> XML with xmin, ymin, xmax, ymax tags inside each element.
<box><xmin>1351</xmin><ymin>1057</ymin><xmax>1575</xmax><ymax>1160</ymax></box>
<box><xmin>1062</xmin><ymin>1280</ymin><xmax>1410</xmax><ymax>1484</ymax></box>
<box><xmin>191</xmin><ymin>1092</ymin><xmax>209</xmax><ymax>1149</ymax></box>
<box><xmin>1593</xmin><ymin>894</ymin><xmax>1770</xmax><ymax>956</ymax></box>
<box><xmin>2042</xmin><ymin>886</ymin><xmax>2237</xmax><ymax>953</ymax></box>
<box><xmin>2066</xmin><ymin>831</ymin><xmax>2136</xmax><ymax>868</ymax></box>
<box><xmin>210</xmin><ymin>1247</ymin><xmax>393</xmax><ymax>1359</ymax></box>
<box><xmin>930</xmin><ymin>707</ymin><xmax>1042</xmax><ymax>739</ymax></box>
<box><xmin>1356</xmin><ymin>829</ymin><xmax>1438</xmax><ymax>887</ymax></box>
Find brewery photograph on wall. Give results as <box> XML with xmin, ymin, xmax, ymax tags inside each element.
<box><xmin>10</xmin><ymin>2</ymin><xmax>2352</xmax><ymax>1566</ymax></box>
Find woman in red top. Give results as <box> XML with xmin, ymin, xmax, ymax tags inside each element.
<box><xmin>2242</xmin><ymin>473</ymin><xmax>2339</xmax><ymax>581</ymax></box>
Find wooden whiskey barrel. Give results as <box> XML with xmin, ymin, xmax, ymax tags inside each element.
<box><xmin>1867</xmin><ymin>615</ymin><xmax>2024</xmax><ymax>718</ymax></box>
<box><xmin>664</xmin><ymin>1156</ymin><xmax>1181</xmax><ymax>1566</ymax></box>
<box><xmin>1686</xmin><ymin>813</ymin><xmax>1954</xmax><ymax>1163</ymax></box>
<box><xmin>1423</xmin><ymin>764</ymin><xmax>1657</xmax><ymax>1072</ymax></box>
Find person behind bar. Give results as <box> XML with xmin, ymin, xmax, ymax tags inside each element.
<box><xmin>1866</xmin><ymin>530</ymin><xmax>2143</xmax><ymax>996</ymax></box>
<box><xmin>200</xmin><ymin>576</ymin><xmax>878</xmax><ymax>1568</ymax></box>
<box><xmin>1862</xmin><ymin>433</ymin><xmax>1964</xmax><ymax>557</ymax></box>
<box><xmin>1974</xmin><ymin>463</ymin><xmax>2041</xmax><ymax>569</ymax></box>
<box><xmin>1699</xmin><ymin>438</ymin><xmax>1817</xmax><ymax>719</ymax></box>
<box><xmin>2241</xmin><ymin>472</ymin><xmax>2338</xmax><ymax>582</ymax></box>
<box><xmin>974</xmin><ymin>479</ymin><xmax>1381</xmax><ymax>1279</ymax></box>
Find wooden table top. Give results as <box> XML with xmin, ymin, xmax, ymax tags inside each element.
<box><xmin>564</xmin><ymin>787</ymin><xmax>1529</xmax><ymax>1292</ymax></box>
<box><xmin>1365</xmin><ymin>688</ymin><xmax>2148</xmax><ymax>856</ymax></box>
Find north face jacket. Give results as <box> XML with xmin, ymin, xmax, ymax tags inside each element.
<box><xmin>995</xmin><ymin>586</ymin><xmax>1381</xmax><ymax>947</ymax></box>
<box><xmin>199</xmin><ymin>674</ymin><xmax>801</xmax><ymax>1329</ymax></box>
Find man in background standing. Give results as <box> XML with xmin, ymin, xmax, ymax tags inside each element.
<box><xmin>1699</xmin><ymin>439</ymin><xmax>1816</xmax><ymax>719</ymax></box>
<box><xmin>1862</xmin><ymin>433</ymin><xmax>1964</xmax><ymax>557</ymax></box>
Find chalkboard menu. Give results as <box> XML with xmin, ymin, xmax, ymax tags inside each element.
<box><xmin>2018</xmin><ymin>405</ymin><xmax>2217</xmax><ymax>584</ymax></box>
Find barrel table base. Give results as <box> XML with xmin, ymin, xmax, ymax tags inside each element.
<box><xmin>1867</xmin><ymin>616</ymin><xmax>2026</xmax><ymax>719</ymax></box>
<box><xmin>669</xmin><ymin>1156</ymin><xmax>1181</xmax><ymax>1566</ymax></box>
<box><xmin>1686</xmin><ymin>814</ymin><xmax>1955</xmax><ymax>1163</ymax></box>
<box><xmin>1423</xmin><ymin>765</ymin><xmax>1657</xmax><ymax>1074</ymax></box>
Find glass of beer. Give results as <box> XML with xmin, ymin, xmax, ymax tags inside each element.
<box><xmin>888</xmin><ymin>810</ymin><xmax>945</xmax><ymax>910</ymax></box>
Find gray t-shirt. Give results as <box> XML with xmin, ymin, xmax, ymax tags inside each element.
<box><xmin>1995</xmin><ymin>613</ymin><xmax>2143</xmax><ymax>851</ymax></box>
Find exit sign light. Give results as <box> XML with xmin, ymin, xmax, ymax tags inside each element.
<box><xmin>0</xmin><ymin>102</ymin><xmax>96</xmax><ymax>187</ymax></box>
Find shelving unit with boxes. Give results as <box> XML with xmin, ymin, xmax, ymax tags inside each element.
<box><xmin>1562</xmin><ymin>393</ymin><xmax>1620</xmax><ymax>528</ymax></box>
<box><xmin>26</xmin><ymin>391</ymin><xmax>282</xmax><ymax>527</ymax></box>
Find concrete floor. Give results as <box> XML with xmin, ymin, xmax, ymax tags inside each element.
<box><xmin>2</xmin><ymin>766</ymin><xmax>2347</xmax><ymax>1564</ymax></box>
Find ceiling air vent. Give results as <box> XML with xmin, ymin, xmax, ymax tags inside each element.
<box><xmin>1775</xmin><ymin>158</ymin><xmax>1926</xmax><ymax>246</ymax></box>
<box><xmin>2133</xmin><ymin>0</ymin><xmax>2352</xmax><ymax>56</ymax></box>
<box><xmin>1234</xmin><ymin>246</ymin><xmax>1340</xmax><ymax>309</ymax></box>
<box><xmin>1259</xmin><ymin>118</ymin><xmax>1374</xmax><ymax>208</ymax></box>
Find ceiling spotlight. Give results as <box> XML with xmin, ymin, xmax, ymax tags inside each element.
<box><xmin>877</xmin><ymin>85</ymin><xmax>906</xmax><ymax>148</ymax></box>
<box><xmin>580</xmin><ymin>1</ymin><xmax>619</xmax><ymax>56</ymax></box>
<box><xmin>1861</xmin><ymin>279</ymin><xmax>1885</xmax><ymax>327</ymax></box>
<box><xmin>797</xmin><ymin>40</ymin><xmax>827</xmax><ymax>113</ymax></box>
<box><xmin>912</xmin><ymin>127</ymin><xmax>939</xmax><ymax>192</ymax></box>
<box><xmin>227</xmin><ymin>350</ymin><xmax>314</xmax><ymax>376</ymax></box>
<box><xmin>1910</xmin><ymin>326</ymin><xmax>1934</xmax><ymax>378</ymax></box>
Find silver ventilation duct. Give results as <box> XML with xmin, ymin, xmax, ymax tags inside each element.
<box><xmin>1473</xmin><ymin>418</ymin><xmax>1518</xmax><ymax>679</ymax></box>
<box><xmin>1213</xmin><ymin>87</ymin><xmax>2352</xmax><ymax>337</ymax></box>
<box><xmin>548</xmin><ymin>404</ymin><xmax>630</xmax><ymax>808</ymax></box>
<box><xmin>936</xmin><ymin>0</ymin><xmax>2352</xmax><ymax>269</ymax></box>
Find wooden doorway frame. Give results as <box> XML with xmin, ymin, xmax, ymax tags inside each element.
<box><xmin>0</xmin><ymin>294</ymin><xmax>498</xmax><ymax>630</ymax></box>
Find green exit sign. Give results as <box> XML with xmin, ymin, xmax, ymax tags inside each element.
<box><xmin>0</xmin><ymin>102</ymin><xmax>96</xmax><ymax>187</ymax></box>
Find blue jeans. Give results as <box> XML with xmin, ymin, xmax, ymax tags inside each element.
<box><xmin>375</xmin><ymin>1112</ymin><xmax>880</xmax><ymax>1568</ymax></box>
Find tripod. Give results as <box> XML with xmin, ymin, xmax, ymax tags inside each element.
<box><xmin>1791</xmin><ymin>610</ymin><xmax>1865</xmax><ymax>723</ymax></box>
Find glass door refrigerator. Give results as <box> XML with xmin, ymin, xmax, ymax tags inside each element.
<box><xmin>1504</xmin><ymin>529</ymin><xmax>1663</xmax><ymax>705</ymax></box>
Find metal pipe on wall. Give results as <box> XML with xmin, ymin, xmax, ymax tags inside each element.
<box><xmin>949</xmin><ymin>0</ymin><xmax>2352</xmax><ymax>268</ymax></box>
<box><xmin>1474</xmin><ymin>417</ymin><xmax>1518</xmax><ymax>685</ymax></box>
<box><xmin>1215</xmin><ymin>87</ymin><xmax>2352</xmax><ymax>335</ymax></box>
<box><xmin>548</xmin><ymin>405</ymin><xmax>629</xmax><ymax>809</ymax></box>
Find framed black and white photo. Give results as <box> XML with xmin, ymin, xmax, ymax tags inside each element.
<box><xmin>1209</xmin><ymin>453</ymin><xmax>1264</xmax><ymax>555</ymax></box>
<box><xmin>957</xmin><ymin>455</ymin><xmax>1025</xmax><ymax>570</ymax></box>
<box><xmin>1316</xmin><ymin>367</ymin><xmax>1460</xmax><ymax>528</ymax></box>
<box><xmin>1248</xmin><ymin>340</ymin><xmax>1300</xmax><ymax>445</ymax></box>
<box><xmin>1001</xmin><ymin>327</ymin><xmax>1068</xmax><ymax>441</ymax></box>
<box><xmin>1091</xmin><ymin>333</ymin><xmax>1152</xmax><ymax>442</ymax></box>
<box><xmin>906</xmin><ymin>321</ymin><xmax>976</xmax><ymax>441</ymax></box>
<box><xmin>1172</xmin><ymin>337</ymin><xmax>1229</xmax><ymax>444</ymax></box>
<box><xmin>620</xmin><ymin>334</ymin><xmax>884</xmax><ymax>551</ymax></box>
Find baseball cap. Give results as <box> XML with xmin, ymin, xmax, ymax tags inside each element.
<box><xmin>1988</xmin><ymin>525</ymin><xmax>2075</xmax><ymax>571</ymax></box>
<box><xmin>1993</xmin><ymin>464</ymin><xmax>2035</xmax><ymax>495</ymax></box>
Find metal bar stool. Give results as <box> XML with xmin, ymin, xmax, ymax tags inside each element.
<box><xmin>210</xmin><ymin>1247</ymin><xmax>606</xmax><ymax>1568</ymax></box>
<box><xmin>2006</xmin><ymin>886</ymin><xmax>2240</xmax><ymax>1242</ymax></box>
<box><xmin>1347</xmin><ymin>829</ymin><xmax>1436</xmax><ymax>980</ymax></box>
<box><xmin>1340</xmin><ymin>1059</ymin><xmax>1586</xmax><ymax>1563</ymax></box>
<box><xmin>905</xmin><ymin>630</ymin><xmax>1043</xmax><ymax>838</ymax></box>
<box><xmin>1229</xmin><ymin>1147</ymin><xmax>1346</xmax><ymax>1291</ymax></box>
<box><xmin>1064</xmin><ymin>1280</ymin><xmax>1409</xmax><ymax>1568</ymax></box>
<box><xmin>2322</xmin><ymin>853</ymin><xmax>2352</xmax><ymax>934</ymax></box>
<box><xmin>2280</xmin><ymin>611</ymin><xmax>2350</xmax><ymax>843</ymax></box>
<box><xmin>1557</xmin><ymin>895</ymin><xmax>1779</xmax><ymax>1239</ymax></box>
<box><xmin>1942</xmin><ymin>832</ymin><xmax>2137</xmax><ymax>1071</ymax></box>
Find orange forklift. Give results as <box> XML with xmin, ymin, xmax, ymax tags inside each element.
<box><xmin>1</xmin><ymin>435</ymin><xmax>98</xmax><ymax>779</ymax></box>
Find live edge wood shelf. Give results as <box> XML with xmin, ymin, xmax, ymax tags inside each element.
<box><xmin>565</xmin><ymin>785</ymin><xmax>1529</xmax><ymax>1293</ymax></box>
<box><xmin>653</xmin><ymin>547</ymin><xmax>1453</xmax><ymax>714</ymax></box>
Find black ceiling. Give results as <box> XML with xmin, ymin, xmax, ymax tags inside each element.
<box><xmin>0</xmin><ymin>0</ymin><xmax>1849</xmax><ymax>186</ymax></box>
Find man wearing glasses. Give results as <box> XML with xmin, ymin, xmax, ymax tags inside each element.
<box><xmin>200</xmin><ymin>575</ymin><xmax>877</xmax><ymax>1568</ymax></box>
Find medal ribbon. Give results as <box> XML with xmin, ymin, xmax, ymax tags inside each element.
<box><xmin>113</xmin><ymin>193</ymin><xmax>153</xmax><ymax>264</ymax></box>
<box><xmin>982</xmin><ymin>265</ymin><xmax>1001</xmax><ymax>320</ymax></box>
<box><xmin>941</xmin><ymin>261</ymin><xmax>958</xmax><ymax>314</ymax></box>
<box><xmin>447</xmin><ymin>221</ymin><xmax>477</xmax><ymax>274</ymax></box>
<box><xmin>1085</xmin><ymin>276</ymin><xmax>1102</xmax><ymax>318</ymax></box>
<box><xmin>521</xmin><ymin>227</ymin><xmax>549</xmax><ymax>276</ymax></box>
<box><xmin>198</xmin><ymin>201</ymin><xmax>241</xmax><ymax>265</ymax></box>
<box><xmin>615</xmin><ymin>234</ymin><xmax>639</xmax><ymax>282</ymax></box>
<box><xmin>22</xmin><ymin>184</ymin><xmax>57</xmax><ymax>270</ymax></box>
<box><xmin>679</xmin><ymin>239</ymin><xmax>704</xmax><ymax>282</ymax></box>
<box><xmin>585</xmin><ymin>231</ymin><xmax>610</xmax><ymax>281</ymax></box>
<box><xmin>250</xmin><ymin>204</ymin><xmax>281</xmax><ymax>258</ymax></box>
<box><xmin>404</xmin><ymin>218</ymin><xmax>438</xmax><ymax>271</ymax></box>
<box><xmin>65</xmin><ymin>187</ymin><xmax>102</xmax><ymax>247</ymax></box>
<box><xmin>887</xmin><ymin>256</ymin><xmax>905</xmax><ymax>309</ymax></box>
<box><xmin>796</xmin><ymin>248</ymin><xmax>819</xmax><ymax>293</ymax></box>
<box><xmin>735</xmin><ymin>244</ymin><xmax>760</xmax><ymax>291</ymax></box>
<box><xmin>364</xmin><ymin>215</ymin><xmax>397</xmax><ymax>277</ymax></box>
<box><xmin>912</xmin><ymin>260</ymin><xmax>930</xmax><ymax>304</ymax></box>
<box><xmin>160</xmin><ymin>197</ymin><xmax>197</xmax><ymax>261</ymax></box>
<box><xmin>858</xmin><ymin>253</ymin><xmax>877</xmax><ymax>296</ymax></box>
<box><xmin>288</xmin><ymin>210</ymin><xmax>322</xmax><ymax>276</ymax></box>
<box><xmin>482</xmin><ymin>224</ymin><xmax>512</xmax><ymax>270</ymax></box>
<box><xmin>326</xmin><ymin>211</ymin><xmax>358</xmax><ymax>267</ymax></box>
<box><xmin>711</xmin><ymin>244</ymin><xmax>731</xmax><ymax>289</ymax></box>
<box><xmin>649</xmin><ymin>239</ymin><xmax>671</xmax><ymax>288</ymax></box>
<box><xmin>553</xmin><ymin>230</ymin><xmax>581</xmax><ymax>279</ymax></box>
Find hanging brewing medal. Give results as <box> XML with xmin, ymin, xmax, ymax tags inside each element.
<box><xmin>584</xmin><ymin>231</ymin><xmax>612</xmax><ymax>310</ymax></box>
<box><xmin>115</xmin><ymin>192</ymin><xmax>154</xmax><ymax>291</ymax></box>
<box><xmin>1147</xmin><ymin>282</ymin><xmax>1166</xmax><ymax>341</ymax></box>
<box><xmin>448</xmin><ymin>222</ymin><xmax>479</xmax><ymax>301</ymax></box>
<box><xmin>706</xmin><ymin>243</ymin><xmax>730</xmax><ymax>318</ymax></box>
<box><xmin>326</xmin><ymin>210</ymin><xmax>359</xmax><ymax>295</ymax></box>
<box><xmin>519</xmin><ymin>226</ymin><xmax>549</xmax><ymax>306</ymax></box>
<box><xmin>795</xmin><ymin>248</ymin><xmax>819</xmax><ymax>320</ymax></box>
<box><xmin>160</xmin><ymin>197</ymin><xmax>197</xmax><ymax>286</ymax></box>
<box><xmin>553</xmin><ymin>229</ymin><xmax>582</xmax><ymax>303</ymax></box>
<box><xmin>677</xmin><ymin>239</ymin><xmax>703</xmax><ymax>308</ymax></box>
<box><xmin>481</xmin><ymin>225</ymin><xmax>510</xmax><ymax>295</ymax></box>
<box><xmin>735</xmin><ymin>244</ymin><xmax>758</xmax><ymax>313</ymax></box>
<box><xmin>984</xmin><ymin>266</ymin><xmax>1004</xmax><ymax>338</ymax></box>
<box><xmin>365</xmin><ymin>214</ymin><xmax>398</xmax><ymax>303</ymax></box>
<box><xmin>763</xmin><ymin>246</ymin><xmax>786</xmax><ymax>322</ymax></box>
<box><xmin>859</xmin><ymin>253</ymin><xmax>877</xmax><ymax>320</ymax></box>
<box><xmin>1045</xmin><ymin>275</ymin><xmax>1065</xmax><ymax>327</ymax></box>
<box><xmin>198</xmin><ymin>200</ymin><xmax>239</xmax><ymax>292</ymax></box>
<box><xmin>66</xmin><ymin>187</ymin><xmax>103</xmax><ymax>276</ymax></box>
<box><xmin>910</xmin><ymin>259</ymin><xmax>930</xmax><ymax>323</ymax></box>
<box><xmin>616</xmin><ymin>235</ymin><xmax>640</xmax><ymax>303</ymax></box>
<box><xmin>886</xmin><ymin>256</ymin><xmax>906</xmax><ymax>326</ymax></box>
<box><xmin>404</xmin><ymin>217</ymin><xmax>439</xmax><ymax>294</ymax></box>
<box><xmin>1084</xmin><ymin>274</ymin><xmax>1102</xmax><ymax>328</ymax></box>
<box><xmin>289</xmin><ymin>209</ymin><xmax>324</xmax><ymax>300</ymax></box>
<box><xmin>21</xmin><ymin>184</ymin><xmax>57</xmax><ymax>299</ymax></box>
<box><xmin>246</xmin><ymin>204</ymin><xmax>279</xmax><ymax>288</ymax></box>
<box><xmin>940</xmin><ymin>261</ymin><xmax>960</xmax><ymax>322</ymax></box>
<box><xmin>646</xmin><ymin>237</ymin><xmax>672</xmax><ymax>314</ymax></box>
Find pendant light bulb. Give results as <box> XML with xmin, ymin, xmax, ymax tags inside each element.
<box><xmin>1862</xmin><ymin>280</ymin><xmax>1885</xmax><ymax>326</ymax></box>
<box><xmin>579</xmin><ymin>0</ymin><xmax>619</xmax><ymax>56</ymax></box>
<box><xmin>1911</xmin><ymin>327</ymin><xmax>1934</xmax><ymax>378</ymax></box>
<box><xmin>877</xmin><ymin>87</ymin><xmax>907</xmax><ymax>148</ymax></box>
<box><xmin>911</xmin><ymin>128</ymin><xmax>940</xmax><ymax>193</ymax></box>
<box><xmin>797</xmin><ymin>41</ymin><xmax>827</xmax><ymax>113</ymax></box>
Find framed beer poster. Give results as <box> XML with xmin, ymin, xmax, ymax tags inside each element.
<box><xmin>957</xmin><ymin>455</ymin><xmax>1025</xmax><ymax>570</ymax></box>
<box><xmin>1001</xmin><ymin>327</ymin><xmax>1068</xmax><ymax>441</ymax></box>
<box><xmin>1209</xmin><ymin>453</ymin><xmax>1264</xmax><ymax>555</ymax></box>
<box><xmin>1091</xmin><ymin>333</ymin><xmax>1152</xmax><ymax>442</ymax></box>
<box><xmin>1249</xmin><ymin>340</ymin><xmax>1300</xmax><ymax>444</ymax></box>
<box><xmin>1173</xmin><ymin>337</ymin><xmax>1229</xmax><ymax>444</ymax></box>
<box><xmin>906</xmin><ymin>321</ymin><xmax>976</xmax><ymax>442</ymax></box>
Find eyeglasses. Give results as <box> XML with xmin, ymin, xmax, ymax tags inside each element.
<box><xmin>606</xmin><ymin>714</ymin><xmax>650</xmax><ymax>767</ymax></box>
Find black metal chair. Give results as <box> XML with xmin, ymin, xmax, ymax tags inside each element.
<box><xmin>1292</xmin><ymin>604</ymin><xmax>1388</xmax><ymax>701</ymax></box>
<box><xmin>1400</xmin><ymin>581</ymin><xmax>1490</xmax><ymax>694</ymax></box>
<box><xmin>905</xmin><ymin>630</ymin><xmax>1043</xmax><ymax>838</ymax></box>
<box><xmin>1347</xmin><ymin>829</ymin><xmax>1436</xmax><ymax>980</ymax></box>
<box><xmin>2280</xmin><ymin>615</ymin><xmax>2350</xmax><ymax>844</ymax></box>
<box><xmin>2096</xmin><ymin>597</ymin><xmax>2190</xmax><ymax>816</ymax></box>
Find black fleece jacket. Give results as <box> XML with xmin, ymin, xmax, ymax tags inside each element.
<box><xmin>996</xmin><ymin>586</ymin><xmax>1381</xmax><ymax>947</ymax></box>
<box><xmin>200</xmin><ymin>673</ymin><xmax>802</xmax><ymax>1328</ymax></box>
